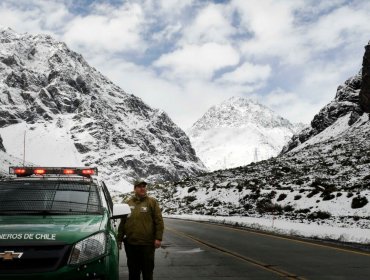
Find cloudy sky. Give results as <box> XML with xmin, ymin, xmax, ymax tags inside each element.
<box><xmin>0</xmin><ymin>0</ymin><xmax>369</xmax><ymax>129</ymax></box>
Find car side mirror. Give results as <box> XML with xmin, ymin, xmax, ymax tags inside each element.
<box><xmin>111</xmin><ymin>203</ymin><xmax>131</xmax><ymax>219</ymax></box>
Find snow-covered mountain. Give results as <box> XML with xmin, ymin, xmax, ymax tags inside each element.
<box><xmin>0</xmin><ymin>28</ymin><xmax>206</xmax><ymax>191</ymax></box>
<box><xmin>150</xmin><ymin>41</ymin><xmax>370</xmax><ymax>238</ymax></box>
<box><xmin>188</xmin><ymin>97</ymin><xmax>303</xmax><ymax>171</ymax></box>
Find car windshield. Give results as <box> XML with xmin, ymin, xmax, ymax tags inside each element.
<box><xmin>0</xmin><ymin>180</ymin><xmax>102</xmax><ymax>215</ymax></box>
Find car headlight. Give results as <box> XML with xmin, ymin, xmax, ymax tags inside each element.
<box><xmin>69</xmin><ymin>232</ymin><xmax>107</xmax><ymax>265</ymax></box>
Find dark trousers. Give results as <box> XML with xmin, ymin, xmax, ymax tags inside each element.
<box><xmin>124</xmin><ymin>242</ymin><xmax>155</xmax><ymax>280</ymax></box>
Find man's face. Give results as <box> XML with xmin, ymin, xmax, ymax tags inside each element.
<box><xmin>134</xmin><ymin>183</ymin><xmax>147</xmax><ymax>197</ymax></box>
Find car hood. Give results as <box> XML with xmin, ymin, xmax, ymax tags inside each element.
<box><xmin>0</xmin><ymin>215</ymin><xmax>106</xmax><ymax>244</ymax></box>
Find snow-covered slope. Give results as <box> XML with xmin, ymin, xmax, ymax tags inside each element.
<box><xmin>188</xmin><ymin>97</ymin><xmax>302</xmax><ymax>171</ymax></box>
<box><xmin>0</xmin><ymin>151</ymin><xmax>27</xmax><ymax>177</ymax></box>
<box><xmin>150</xmin><ymin>42</ymin><xmax>370</xmax><ymax>241</ymax></box>
<box><xmin>0</xmin><ymin>133</ymin><xmax>28</xmax><ymax>178</ymax></box>
<box><xmin>0</xmin><ymin>28</ymin><xmax>206</xmax><ymax>192</ymax></box>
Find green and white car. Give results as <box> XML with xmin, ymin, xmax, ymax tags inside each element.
<box><xmin>0</xmin><ymin>167</ymin><xmax>130</xmax><ymax>280</ymax></box>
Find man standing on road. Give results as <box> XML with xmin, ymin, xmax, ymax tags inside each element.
<box><xmin>118</xmin><ymin>179</ymin><xmax>164</xmax><ymax>280</ymax></box>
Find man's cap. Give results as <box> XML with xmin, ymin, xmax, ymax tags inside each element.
<box><xmin>133</xmin><ymin>179</ymin><xmax>147</xmax><ymax>187</ymax></box>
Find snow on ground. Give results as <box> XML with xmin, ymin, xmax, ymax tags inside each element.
<box><xmin>107</xmin><ymin>177</ymin><xmax>133</xmax><ymax>194</ymax></box>
<box><xmin>0</xmin><ymin>117</ymin><xmax>134</xmax><ymax>194</ymax></box>
<box><xmin>0</xmin><ymin>117</ymin><xmax>83</xmax><ymax>167</ymax></box>
<box><xmin>168</xmin><ymin>214</ymin><xmax>370</xmax><ymax>244</ymax></box>
<box><xmin>0</xmin><ymin>151</ymin><xmax>30</xmax><ymax>175</ymax></box>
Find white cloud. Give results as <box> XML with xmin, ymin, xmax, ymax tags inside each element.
<box><xmin>151</xmin><ymin>23</ymin><xmax>182</xmax><ymax>42</ymax></box>
<box><xmin>233</xmin><ymin>0</ymin><xmax>308</xmax><ymax>63</ymax></box>
<box><xmin>264</xmin><ymin>48</ymin><xmax>363</xmax><ymax>125</ymax></box>
<box><xmin>154</xmin><ymin>43</ymin><xmax>240</xmax><ymax>80</ymax></box>
<box><xmin>88</xmin><ymin>54</ymin><xmax>245</xmax><ymax>129</ymax></box>
<box><xmin>219</xmin><ymin>62</ymin><xmax>271</xmax><ymax>85</ymax></box>
<box><xmin>233</xmin><ymin>0</ymin><xmax>370</xmax><ymax>66</ymax></box>
<box><xmin>0</xmin><ymin>0</ymin><xmax>69</xmax><ymax>35</ymax></box>
<box><xmin>264</xmin><ymin>89</ymin><xmax>318</xmax><ymax>124</ymax></box>
<box><xmin>0</xmin><ymin>0</ymin><xmax>369</xmax><ymax>130</ymax></box>
<box><xmin>180</xmin><ymin>3</ymin><xmax>235</xmax><ymax>45</ymax></box>
<box><xmin>265</xmin><ymin>89</ymin><xmax>297</xmax><ymax>107</ymax></box>
<box><xmin>158</xmin><ymin>0</ymin><xmax>194</xmax><ymax>13</ymax></box>
<box><xmin>306</xmin><ymin>5</ymin><xmax>370</xmax><ymax>53</ymax></box>
<box><xmin>63</xmin><ymin>3</ymin><xmax>145</xmax><ymax>54</ymax></box>
<box><xmin>132</xmin><ymin>0</ymin><xmax>194</xmax><ymax>40</ymax></box>
<box><xmin>37</xmin><ymin>1</ymin><xmax>70</xmax><ymax>30</ymax></box>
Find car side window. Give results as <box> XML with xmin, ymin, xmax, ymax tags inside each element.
<box><xmin>101</xmin><ymin>181</ymin><xmax>114</xmax><ymax>212</ymax></box>
<box><xmin>99</xmin><ymin>186</ymin><xmax>110</xmax><ymax>211</ymax></box>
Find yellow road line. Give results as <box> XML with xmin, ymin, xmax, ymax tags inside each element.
<box><xmin>166</xmin><ymin>226</ymin><xmax>307</xmax><ymax>280</ymax></box>
<box><xmin>168</xmin><ymin>218</ymin><xmax>370</xmax><ymax>257</ymax></box>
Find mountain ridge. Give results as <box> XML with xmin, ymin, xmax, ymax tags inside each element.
<box><xmin>0</xmin><ymin>27</ymin><xmax>206</xmax><ymax>191</ymax></box>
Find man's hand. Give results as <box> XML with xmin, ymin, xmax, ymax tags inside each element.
<box><xmin>118</xmin><ymin>242</ymin><xmax>123</xmax><ymax>250</ymax></box>
<box><xmin>154</xmin><ymin>239</ymin><xmax>161</xmax><ymax>249</ymax></box>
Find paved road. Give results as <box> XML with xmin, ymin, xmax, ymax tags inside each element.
<box><xmin>120</xmin><ymin>218</ymin><xmax>370</xmax><ymax>279</ymax></box>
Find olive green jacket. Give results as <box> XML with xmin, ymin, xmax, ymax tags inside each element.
<box><xmin>117</xmin><ymin>195</ymin><xmax>164</xmax><ymax>245</ymax></box>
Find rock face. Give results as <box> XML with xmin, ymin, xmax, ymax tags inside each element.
<box><xmin>281</xmin><ymin>74</ymin><xmax>363</xmax><ymax>154</ymax></box>
<box><xmin>0</xmin><ymin>134</ymin><xmax>5</xmax><ymax>152</ymax></box>
<box><xmin>0</xmin><ymin>28</ymin><xmax>206</xmax><ymax>190</ymax></box>
<box><xmin>188</xmin><ymin>97</ymin><xmax>302</xmax><ymax>171</ymax></box>
<box><xmin>360</xmin><ymin>42</ymin><xmax>370</xmax><ymax>113</ymax></box>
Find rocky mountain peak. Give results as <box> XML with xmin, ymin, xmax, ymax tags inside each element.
<box><xmin>188</xmin><ymin>97</ymin><xmax>299</xmax><ymax>171</ymax></box>
<box><xmin>190</xmin><ymin>97</ymin><xmax>295</xmax><ymax>134</ymax></box>
<box><xmin>0</xmin><ymin>28</ymin><xmax>206</xmax><ymax>191</ymax></box>
<box><xmin>360</xmin><ymin>41</ymin><xmax>370</xmax><ymax>113</ymax></box>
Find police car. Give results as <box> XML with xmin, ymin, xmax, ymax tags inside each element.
<box><xmin>0</xmin><ymin>167</ymin><xmax>130</xmax><ymax>280</ymax></box>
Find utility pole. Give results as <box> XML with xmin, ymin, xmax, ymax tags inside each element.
<box><xmin>23</xmin><ymin>131</ymin><xmax>26</xmax><ymax>166</ymax></box>
<box><xmin>254</xmin><ymin>148</ymin><xmax>258</xmax><ymax>162</ymax></box>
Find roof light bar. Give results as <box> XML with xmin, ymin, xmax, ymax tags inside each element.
<box><xmin>14</xmin><ymin>168</ymin><xmax>27</xmax><ymax>175</ymax></box>
<box><xmin>82</xmin><ymin>169</ymin><xmax>95</xmax><ymax>176</ymax></box>
<box><xmin>9</xmin><ymin>167</ymin><xmax>98</xmax><ymax>178</ymax></box>
<box><xmin>34</xmin><ymin>169</ymin><xmax>46</xmax><ymax>175</ymax></box>
<box><xmin>63</xmin><ymin>169</ymin><xmax>75</xmax><ymax>175</ymax></box>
